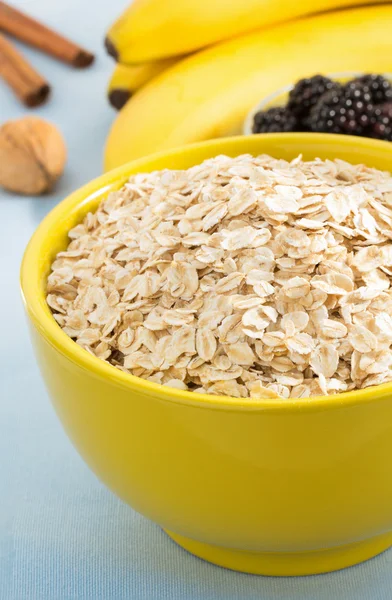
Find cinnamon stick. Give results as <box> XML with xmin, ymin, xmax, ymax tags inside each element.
<box><xmin>0</xmin><ymin>34</ymin><xmax>50</xmax><ymax>106</ymax></box>
<box><xmin>0</xmin><ymin>1</ymin><xmax>94</xmax><ymax>68</ymax></box>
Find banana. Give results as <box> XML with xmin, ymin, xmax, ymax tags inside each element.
<box><xmin>108</xmin><ymin>58</ymin><xmax>179</xmax><ymax>109</ymax></box>
<box><xmin>105</xmin><ymin>5</ymin><xmax>392</xmax><ymax>171</ymax></box>
<box><xmin>105</xmin><ymin>0</ymin><xmax>390</xmax><ymax>64</ymax></box>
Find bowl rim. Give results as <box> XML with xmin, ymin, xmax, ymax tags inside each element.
<box><xmin>21</xmin><ymin>132</ymin><xmax>392</xmax><ymax>413</ymax></box>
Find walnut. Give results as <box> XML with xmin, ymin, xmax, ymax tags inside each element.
<box><xmin>0</xmin><ymin>116</ymin><xmax>66</xmax><ymax>195</ymax></box>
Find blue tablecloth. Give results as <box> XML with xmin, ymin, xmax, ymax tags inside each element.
<box><xmin>2</xmin><ymin>1</ymin><xmax>392</xmax><ymax>597</ymax></box>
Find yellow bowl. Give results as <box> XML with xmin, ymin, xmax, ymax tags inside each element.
<box><xmin>21</xmin><ymin>134</ymin><xmax>392</xmax><ymax>576</ymax></box>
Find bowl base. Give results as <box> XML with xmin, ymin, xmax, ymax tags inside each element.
<box><xmin>164</xmin><ymin>529</ymin><xmax>392</xmax><ymax>576</ymax></box>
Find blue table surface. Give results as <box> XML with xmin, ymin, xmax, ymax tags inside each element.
<box><xmin>1</xmin><ymin>1</ymin><xmax>392</xmax><ymax>598</ymax></box>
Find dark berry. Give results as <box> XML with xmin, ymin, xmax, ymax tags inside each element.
<box><xmin>287</xmin><ymin>75</ymin><xmax>341</xmax><ymax>121</ymax></box>
<box><xmin>343</xmin><ymin>80</ymin><xmax>373</xmax><ymax>105</ymax></box>
<box><xmin>368</xmin><ymin>103</ymin><xmax>392</xmax><ymax>141</ymax></box>
<box><xmin>350</xmin><ymin>74</ymin><xmax>392</xmax><ymax>105</ymax></box>
<box><xmin>252</xmin><ymin>106</ymin><xmax>299</xmax><ymax>134</ymax></box>
<box><xmin>309</xmin><ymin>87</ymin><xmax>374</xmax><ymax>136</ymax></box>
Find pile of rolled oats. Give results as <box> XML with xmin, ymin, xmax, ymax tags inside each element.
<box><xmin>47</xmin><ymin>154</ymin><xmax>392</xmax><ymax>399</ymax></box>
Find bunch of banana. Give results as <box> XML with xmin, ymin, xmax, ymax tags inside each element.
<box><xmin>104</xmin><ymin>1</ymin><xmax>392</xmax><ymax>169</ymax></box>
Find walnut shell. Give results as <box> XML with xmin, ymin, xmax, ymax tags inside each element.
<box><xmin>0</xmin><ymin>116</ymin><xmax>67</xmax><ymax>195</ymax></box>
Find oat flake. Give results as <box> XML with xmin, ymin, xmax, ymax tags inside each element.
<box><xmin>47</xmin><ymin>154</ymin><xmax>392</xmax><ymax>399</ymax></box>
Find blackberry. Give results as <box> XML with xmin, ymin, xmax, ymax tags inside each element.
<box><xmin>350</xmin><ymin>74</ymin><xmax>392</xmax><ymax>105</ymax></box>
<box><xmin>287</xmin><ymin>75</ymin><xmax>340</xmax><ymax>121</ymax></box>
<box><xmin>252</xmin><ymin>106</ymin><xmax>299</xmax><ymax>134</ymax></box>
<box><xmin>343</xmin><ymin>80</ymin><xmax>373</xmax><ymax>105</ymax></box>
<box><xmin>309</xmin><ymin>87</ymin><xmax>374</xmax><ymax>136</ymax></box>
<box><xmin>368</xmin><ymin>103</ymin><xmax>392</xmax><ymax>141</ymax></box>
